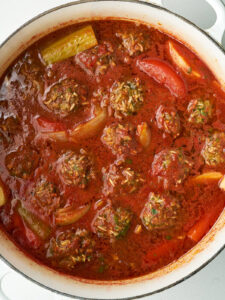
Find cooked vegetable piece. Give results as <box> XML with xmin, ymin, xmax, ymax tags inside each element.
<box><xmin>38</xmin><ymin>108</ymin><xmax>106</xmax><ymax>143</ymax></box>
<box><xmin>55</xmin><ymin>204</ymin><xmax>91</xmax><ymax>226</ymax></box>
<box><xmin>40</xmin><ymin>131</ymin><xmax>68</xmax><ymax>142</ymax></box>
<box><xmin>134</xmin><ymin>224</ymin><xmax>142</xmax><ymax>234</ymax></box>
<box><xmin>137</xmin><ymin>58</ymin><xmax>186</xmax><ymax>98</ymax></box>
<box><xmin>41</xmin><ymin>25</ymin><xmax>98</xmax><ymax>64</ymax></box>
<box><xmin>219</xmin><ymin>176</ymin><xmax>225</xmax><ymax>191</ymax></box>
<box><xmin>192</xmin><ymin>172</ymin><xmax>223</xmax><ymax>184</ymax></box>
<box><xmin>0</xmin><ymin>184</ymin><xmax>6</xmax><ymax>207</ymax></box>
<box><xmin>137</xmin><ymin>122</ymin><xmax>151</xmax><ymax>148</ymax></box>
<box><xmin>37</xmin><ymin>117</ymin><xmax>65</xmax><ymax>132</ymax></box>
<box><xmin>18</xmin><ymin>204</ymin><xmax>51</xmax><ymax>240</ymax></box>
<box><xmin>37</xmin><ymin>109</ymin><xmax>107</xmax><ymax>143</ymax></box>
<box><xmin>36</xmin><ymin>117</ymin><xmax>68</xmax><ymax>142</ymax></box>
<box><xmin>144</xmin><ymin>239</ymin><xmax>181</xmax><ymax>263</ymax></box>
<box><xmin>168</xmin><ymin>41</ymin><xmax>201</xmax><ymax>78</ymax></box>
<box><xmin>187</xmin><ymin>200</ymin><xmax>224</xmax><ymax>242</ymax></box>
<box><xmin>70</xmin><ymin>108</ymin><xmax>107</xmax><ymax>141</ymax></box>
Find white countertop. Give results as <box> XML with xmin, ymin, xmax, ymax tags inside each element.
<box><xmin>0</xmin><ymin>1</ymin><xmax>225</xmax><ymax>299</ymax></box>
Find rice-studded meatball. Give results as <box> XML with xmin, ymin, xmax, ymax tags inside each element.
<box><xmin>0</xmin><ymin>115</ymin><xmax>20</xmax><ymax>135</ymax></box>
<box><xmin>187</xmin><ymin>98</ymin><xmax>213</xmax><ymax>125</ymax></box>
<box><xmin>57</xmin><ymin>149</ymin><xmax>95</xmax><ymax>188</ymax></box>
<box><xmin>43</xmin><ymin>79</ymin><xmax>87</xmax><ymax>116</ymax></box>
<box><xmin>201</xmin><ymin>131</ymin><xmax>225</xmax><ymax>166</ymax></box>
<box><xmin>6</xmin><ymin>147</ymin><xmax>39</xmax><ymax>179</ymax></box>
<box><xmin>141</xmin><ymin>192</ymin><xmax>181</xmax><ymax>231</ymax></box>
<box><xmin>102</xmin><ymin>162</ymin><xmax>144</xmax><ymax>196</ymax></box>
<box><xmin>152</xmin><ymin>149</ymin><xmax>193</xmax><ymax>189</ymax></box>
<box><xmin>16</xmin><ymin>51</ymin><xmax>44</xmax><ymax>98</ymax></box>
<box><xmin>156</xmin><ymin>105</ymin><xmax>180</xmax><ymax>137</ymax></box>
<box><xmin>92</xmin><ymin>205</ymin><xmax>132</xmax><ymax>240</ymax></box>
<box><xmin>0</xmin><ymin>115</ymin><xmax>20</xmax><ymax>145</ymax></box>
<box><xmin>116</xmin><ymin>31</ymin><xmax>150</xmax><ymax>56</ymax></box>
<box><xmin>109</xmin><ymin>78</ymin><xmax>144</xmax><ymax>118</ymax></box>
<box><xmin>101</xmin><ymin>123</ymin><xmax>140</xmax><ymax>156</ymax></box>
<box><xmin>47</xmin><ymin>229</ymin><xmax>95</xmax><ymax>269</ymax></box>
<box><xmin>31</xmin><ymin>177</ymin><xmax>61</xmax><ymax>215</ymax></box>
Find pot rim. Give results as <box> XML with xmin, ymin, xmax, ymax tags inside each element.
<box><xmin>0</xmin><ymin>1</ymin><xmax>225</xmax><ymax>299</ymax></box>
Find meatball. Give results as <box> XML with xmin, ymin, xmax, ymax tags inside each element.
<box><xmin>187</xmin><ymin>98</ymin><xmax>213</xmax><ymax>125</ymax></box>
<box><xmin>47</xmin><ymin>229</ymin><xmax>95</xmax><ymax>269</ymax></box>
<box><xmin>1</xmin><ymin>52</ymin><xmax>43</xmax><ymax>102</ymax></box>
<box><xmin>109</xmin><ymin>79</ymin><xmax>144</xmax><ymax>118</ymax></box>
<box><xmin>0</xmin><ymin>115</ymin><xmax>20</xmax><ymax>144</ymax></box>
<box><xmin>75</xmin><ymin>42</ymin><xmax>115</xmax><ymax>77</ymax></box>
<box><xmin>201</xmin><ymin>131</ymin><xmax>225</xmax><ymax>166</ymax></box>
<box><xmin>57</xmin><ymin>149</ymin><xmax>95</xmax><ymax>188</ymax></box>
<box><xmin>17</xmin><ymin>51</ymin><xmax>44</xmax><ymax>97</ymax></box>
<box><xmin>116</xmin><ymin>31</ymin><xmax>150</xmax><ymax>56</ymax></box>
<box><xmin>43</xmin><ymin>79</ymin><xmax>87</xmax><ymax>116</ymax></box>
<box><xmin>152</xmin><ymin>149</ymin><xmax>193</xmax><ymax>189</ymax></box>
<box><xmin>31</xmin><ymin>177</ymin><xmax>61</xmax><ymax>215</ymax></box>
<box><xmin>141</xmin><ymin>192</ymin><xmax>181</xmax><ymax>231</ymax></box>
<box><xmin>92</xmin><ymin>205</ymin><xmax>132</xmax><ymax>239</ymax></box>
<box><xmin>6</xmin><ymin>148</ymin><xmax>39</xmax><ymax>179</ymax></box>
<box><xmin>102</xmin><ymin>162</ymin><xmax>144</xmax><ymax>196</ymax></box>
<box><xmin>101</xmin><ymin>123</ymin><xmax>139</xmax><ymax>156</ymax></box>
<box><xmin>155</xmin><ymin>105</ymin><xmax>180</xmax><ymax>137</ymax></box>
<box><xmin>0</xmin><ymin>115</ymin><xmax>20</xmax><ymax>135</ymax></box>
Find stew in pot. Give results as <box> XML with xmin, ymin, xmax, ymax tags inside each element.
<box><xmin>0</xmin><ymin>20</ymin><xmax>225</xmax><ymax>280</ymax></box>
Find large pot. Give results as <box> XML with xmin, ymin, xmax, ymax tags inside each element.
<box><xmin>0</xmin><ymin>1</ymin><xmax>225</xmax><ymax>299</ymax></box>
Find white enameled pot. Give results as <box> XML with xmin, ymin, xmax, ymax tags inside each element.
<box><xmin>0</xmin><ymin>1</ymin><xmax>225</xmax><ymax>299</ymax></box>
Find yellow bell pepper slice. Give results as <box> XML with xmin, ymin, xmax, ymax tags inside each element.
<box><xmin>137</xmin><ymin>122</ymin><xmax>151</xmax><ymax>148</ymax></box>
<box><xmin>0</xmin><ymin>184</ymin><xmax>6</xmax><ymax>207</ymax></box>
<box><xmin>192</xmin><ymin>172</ymin><xmax>223</xmax><ymax>183</ymax></box>
<box><xmin>55</xmin><ymin>204</ymin><xmax>91</xmax><ymax>226</ymax></box>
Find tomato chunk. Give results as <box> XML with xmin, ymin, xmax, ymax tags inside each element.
<box><xmin>137</xmin><ymin>58</ymin><xmax>186</xmax><ymax>98</ymax></box>
<box><xmin>36</xmin><ymin>117</ymin><xmax>65</xmax><ymax>132</ymax></box>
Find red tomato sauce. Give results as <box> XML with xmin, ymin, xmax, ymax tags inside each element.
<box><xmin>0</xmin><ymin>20</ymin><xmax>224</xmax><ymax>280</ymax></box>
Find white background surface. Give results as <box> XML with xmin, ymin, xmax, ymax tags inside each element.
<box><xmin>0</xmin><ymin>0</ymin><xmax>225</xmax><ymax>299</ymax></box>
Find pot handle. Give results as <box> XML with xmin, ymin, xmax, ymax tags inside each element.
<box><xmin>146</xmin><ymin>0</ymin><xmax>163</xmax><ymax>5</ymax></box>
<box><xmin>205</xmin><ymin>0</ymin><xmax>225</xmax><ymax>44</ymax></box>
<box><xmin>144</xmin><ymin>0</ymin><xmax>225</xmax><ymax>45</ymax></box>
